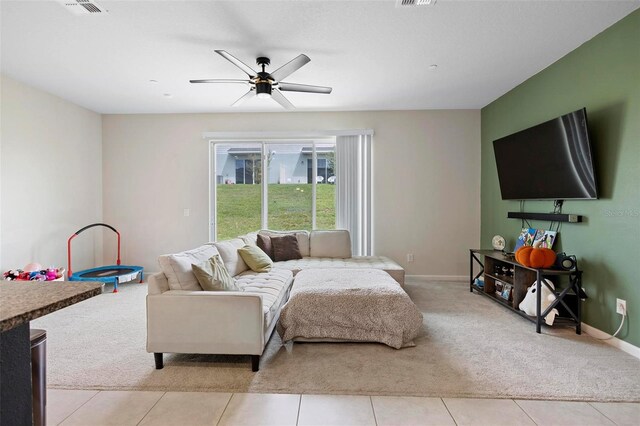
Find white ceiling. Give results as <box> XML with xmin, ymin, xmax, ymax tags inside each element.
<box><xmin>1</xmin><ymin>0</ymin><xmax>638</xmax><ymax>114</ymax></box>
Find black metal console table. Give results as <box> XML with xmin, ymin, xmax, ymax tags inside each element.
<box><xmin>469</xmin><ymin>249</ymin><xmax>583</xmax><ymax>334</ymax></box>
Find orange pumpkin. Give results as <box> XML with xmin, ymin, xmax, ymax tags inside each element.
<box><xmin>515</xmin><ymin>246</ymin><xmax>556</xmax><ymax>268</ymax></box>
<box><xmin>515</xmin><ymin>246</ymin><xmax>533</xmax><ymax>265</ymax></box>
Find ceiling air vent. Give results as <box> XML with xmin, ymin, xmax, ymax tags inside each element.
<box><xmin>396</xmin><ymin>0</ymin><xmax>437</xmax><ymax>6</ymax></box>
<box><xmin>56</xmin><ymin>0</ymin><xmax>108</xmax><ymax>15</ymax></box>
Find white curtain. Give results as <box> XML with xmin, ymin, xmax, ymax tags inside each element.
<box><xmin>335</xmin><ymin>134</ymin><xmax>372</xmax><ymax>256</ymax></box>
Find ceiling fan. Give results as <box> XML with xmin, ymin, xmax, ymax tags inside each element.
<box><xmin>190</xmin><ymin>50</ymin><xmax>332</xmax><ymax>109</ymax></box>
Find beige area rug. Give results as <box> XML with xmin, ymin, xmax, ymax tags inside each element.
<box><xmin>32</xmin><ymin>279</ymin><xmax>640</xmax><ymax>401</ymax></box>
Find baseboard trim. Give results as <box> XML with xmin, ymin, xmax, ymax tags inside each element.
<box><xmin>581</xmin><ymin>322</ymin><xmax>640</xmax><ymax>360</ymax></box>
<box><xmin>406</xmin><ymin>275</ymin><xmax>467</xmax><ymax>282</ymax></box>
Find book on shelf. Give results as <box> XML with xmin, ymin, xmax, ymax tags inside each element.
<box><xmin>532</xmin><ymin>229</ymin><xmax>557</xmax><ymax>249</ymax></box>
<box><xmin>513</xmin><ymin>228</ymin><xmax>558</xmax><ymax>251</ymax></box>
<box><xmin>514</xmin><ymin>228</ymin><xmax>537</xmax><ymax>251</ymax></box>
<box><xmin>501</xmin><ymin>283</ymin><xmax>513</xmax><ymax>301</ymax></box>
<box><xmin>494</xmin><ymin>280</ymin><xmax>513</xmax><ymax>301</ymax></box>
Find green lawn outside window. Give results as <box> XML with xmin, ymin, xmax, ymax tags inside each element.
<box><xmin>216</xmin><ymin>184</ymin><xmax>336</xmax><ymax>240</ymax></box>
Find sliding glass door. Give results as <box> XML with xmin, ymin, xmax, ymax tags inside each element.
<box><xmin>212</xmin><ymin>140</ymin><xmax>336</xmax><ymax>240</ymax></box>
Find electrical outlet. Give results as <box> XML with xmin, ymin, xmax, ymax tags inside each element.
<box><xmin>407</xmin><ymin>254</ymin><xmax>414</xmax><ymax>263</ymax></box>
<box><xmin>183</xmin><ymin>208</ymin><xmax>190</xmax><ymax>217</ymax></box>
<box><xmin>616</xmin><ymin>298</ymin><xmax>626</xmax><ymax>315</ymax></box>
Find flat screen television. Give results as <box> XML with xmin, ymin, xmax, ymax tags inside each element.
<box><xmin>493</xmin><ymin>108</ymin><xmax>598</xmax><ymax>200</ymax></box>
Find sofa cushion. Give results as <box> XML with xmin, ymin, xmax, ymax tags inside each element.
<box><xmin>192</xmin><ymin>255</ymin><xmax>239</xmax><ymax>291</ymax></box>
<box><xmin>257</xmin><ymin>234</ymin><xmax>274</xmax><ymax>260</ymax></box>
<box><xmin>214</xmin><ymin>238</ymin><xmax>250</xmax><ymax>277</ymax></box>
<box><xmin>238</xmin><ymin>245</ymin><xmax>273</xmax><ymax>273</ymax></box>
<box><xmin>239</xmin><ymin>231</ymin><xmax>258</xmax><ymax>247</ymax></box>
<box><xmin>235</xmin><ymin>268</ymin><xmax>294</xmax><ymax>328</ymax></box>
<box><xmin>271</xmin><ymin>234</ymin><xmax>303</xmax><ymax>262</ymax></box>
<box><xmin>158</xmin><ymin>244</ymin><xmax>219</xmax><ymax>291</ymax></box>
<box><xmin>310</xmin><ymin>230</ymin><xmax>352</xmax><ymax>258</ymax></box>
<box><xmin>260</xmin><ymin>230</ymin><xmax>310</xmax><ymax>257</ymax></box>
<box><xmin>273</xmin><ymin>256</ymin><xmax>405</xmax><ymax>286</ymax></box>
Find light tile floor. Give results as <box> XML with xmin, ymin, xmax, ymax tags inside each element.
<box><xmin>49</xmin><ymin>389</ymin><xmax>640</xmax><ymax>426</ymax></box>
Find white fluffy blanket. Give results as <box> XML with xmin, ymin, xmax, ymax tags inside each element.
<box><xmin>277</xmin><ymin>269</ymin><xmax>423</xmax><ymax>349</ymax></box>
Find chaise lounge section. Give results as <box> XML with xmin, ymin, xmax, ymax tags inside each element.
<box><xmin>146</xmin><ymin>229</ymin><xmax>404</xmax><ymax>371</ymax></box>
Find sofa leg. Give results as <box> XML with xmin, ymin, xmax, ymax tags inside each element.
<box><xmin>251</xmin><ymin>355</ymin><xmax>260</xmax><ymax>372</ymax></box>
<box><xmin>154</xmin><ymin>353</ymin><xmax>164</xmax><ymax>369</ymax></box>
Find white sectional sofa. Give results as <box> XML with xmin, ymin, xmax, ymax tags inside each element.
<box><xmin>146</xmin><ymin>229</ymin><xmax>404</xmax><ymax>371</ymax></box>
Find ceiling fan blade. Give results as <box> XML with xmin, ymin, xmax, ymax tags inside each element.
<box><xmin>270</xmin><ymin>54</ymin><xmax>310</xmax><ymax>82</ymax></box>
<box><xmin>278</xmin><ymin>82</ymin><xmax>332</xmax><ymax>94</ymax></box>
<box><xmin>189</xmin><ymin>79</ymin><xmax>250</xmax><ymax>84</ymax></box>
<box><xmin>215</xmin><ymin>50</ymin><xmax>257</xmax><ymax>77</ymax></box>
<box><xmin>231</xmin><ymin>90</ymin><xmax>256</xmax><ymax>107</ymax></box>
<box><xmin>271</xmin><ymin>89</ymin><xmax>295</xmax><ymax>110</ymax></box>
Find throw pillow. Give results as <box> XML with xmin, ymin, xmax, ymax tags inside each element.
<box><xmin>257</xmin><ymin>234</ymin><xmax>274</xmax><ymax>260</ymax></box>
<box><xmin>261</xmin><ymin>230</ymin><xmax>310</xmax><ymax>257</ymax></box>
<box><xmin>238</xmin><ymin>245</ymin><xmax>273</xmax><ymax>273</ymax></box>
<box><xmin>309</xmin><ymin>230</ymin><xmax>352</xmax><ymax>258</ymax></box>
<box><xmin>213</xmin><ymin>238</ymin><xmax>249</xmax><ymax>276</ymax></box>
<box><xmin>158</xmin><ymin>244</ymin><xmax>220</xmax><ymax>291</ymax></box>
<box><xmin>192</xmin><ymin>255</ymin><xmax>239</xmax><ymax>292</ymax></box>
<box><xmin>271</xmin><ymin>234</ymin><xmax>303</xmax><ymax>262</ymax></box>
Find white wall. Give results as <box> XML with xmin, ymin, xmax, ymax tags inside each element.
<box><xmin>102</xmin><ymin>110</ymin><xmax>480</xmax><ymax>276</ymax></box>
<box><xmin>0</xmin><ymin>75</ymin><xmax>103</xmax><ymax>274</ymax></box>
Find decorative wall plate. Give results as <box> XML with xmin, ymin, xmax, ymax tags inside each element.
<box><xmin>492</xmin><ymin>235</ymin><xmax>506</xmax><ymax>251</ymax></box>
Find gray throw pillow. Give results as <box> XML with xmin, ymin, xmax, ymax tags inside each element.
<box><xmin>257</xmin><ymin>234</ymin><xmax>274</xmax><ymax>260</ymax></box>
<box><xmin>192</xmin><ymin>255</ymin><xmax>239</xmax><ymax>291</ymax></box>
<box><xmin>271</xmin><ymin>234</ymin><xmax>303</xmax><ymax>262</ymax></box>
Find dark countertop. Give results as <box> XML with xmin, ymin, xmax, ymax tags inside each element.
<box><xmin>0</xmin><ymin>281</ymin><xmax>103</xmax><ymax>332</ymax></box>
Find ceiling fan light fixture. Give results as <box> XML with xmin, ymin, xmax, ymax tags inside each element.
<box><xmin>190</xmin><ymin>50</ymin><xmax>332</xmax><ymax>109</ymax></box>
<box><xmin>256</xmin><ymin>81</ymin><xmax>272</xmax><ymax>99</ymax></box>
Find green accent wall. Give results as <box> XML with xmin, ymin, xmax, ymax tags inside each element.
<box><xmin>481</xmin><ymin>10</ymin><xmax>640</xmax><ymax>346</ymax></box>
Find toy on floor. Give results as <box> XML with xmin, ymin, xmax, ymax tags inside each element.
<box><xmin>67</xmin><ymin>223</ymin><xmax>143</xmax><ymax>293</ymax></box>
<box><xmin>519</xmin><ymin>279</ymin><xmax>559</xmax><ymax>325</ymax></box>
<box><xmin>3</xmin><ymin>266</ymin><xmax>65</xmax><ymax>281</ymax></box>
<box><xmin>24</xmin><ymin>262</ymin><xmax>43</xmax><ymax>272</ymax></box>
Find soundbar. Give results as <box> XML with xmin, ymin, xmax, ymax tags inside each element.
<box><xmin>507</xmin><ymin>212</ymin><xmax>583</xmax><ymax>223</ymax></box>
